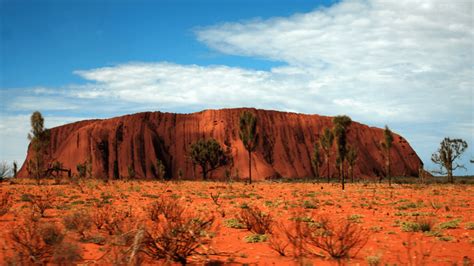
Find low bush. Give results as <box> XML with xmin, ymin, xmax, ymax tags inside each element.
<box><xmin>244</xmin><ymin>233</ymin><xmax>268</xmax><ymax>243</ymax></box>
<box><xmin>63</xmin><ymin>209</ymin><xmax>92</xmax><ymax>239</ymax></box>
<box><xmin>224</xmin><ymin>218</ymin><xmax>245</xmax><ymax>229</ymax></box>
<box><xmin>366</xmin><ymin>254</ymin><xmax>382</xmax><ymax>266</ymax></box>
<box><xmin>40</xmin><ymin>223</ymin><xmax>65</xmax><ymax>245</ymax></box>
<box><xmin>465</xmin><ymin>222</ymin><xmax>474</xmax><ymax>230</ymax></box>
<box><xmin>0</xmin><ymin>191</ymin><xmax>12</xmax><ymax>217</ymax></box>
<box><xmin>239</xmin><ymin>206</ymin><xmax>273</xmax><ymax>234</ymax></box>
<box><xmin>401</xmin><ymin>221</ymin><xmax>421</xmax><ymax>232</ymax></box>
<box><xmin>102</xmin><ymin>206</ymin><xmax>133</xmax><ymax>235</ymax></box>
<box><xmin>348</xmin><ymin>214</ymin><xmax>364</xmax><ymax>224</ymax></box>
<box><xmin>303</xmin><ymin>216</ymin><xmax>369</xmax><ymax>259</ymax></box>
<box><xmin>267</xmin><ymin>222</ymin><xmax>289</xmax><ymax>256</ymax></box>
<box><xmin>20</xmin><ymin>193</ymin><xmax>34</xmax><ymax>202</ymax></box>
<box><xmin>396</xmin><ymin>202</ymin><xmax>419</xmax><ymax>210</ymax></box>
<box><xmin>284</xmin><ymin>215</ymin><xmax>309</xmax><ymax>259</ymax></box>
<box><xmin>51</xmin><ymin>242</ymin><xmax>83</xmax><ymax>265</ymax></box>
<box><xmin>418</xmin><ymin>218</ymin><xmax>435</xmax><ymax>232</ymax></box>
<box><xmin>10</xmin><ymin>217</ymin><xmax>81</xmax><ymax>265</ymax></box>
<box><xmin>302</xmin><ymin>200</ymin><xmax>318</xmax><ymax>209</ymax></box>
<box><xmin>91</xmin><ymin>204</ymin><xmax>110</xmax><ymax>230</ymax></box>
<box><xmin>437</xmin><ymin>235</ymin><xmax>454</xmax><ymax>242</ymax></box>
<box><xmin>402</xmin><ymin>218</ymin><xmax>435</xmax><ymax>233</ymax></box>
<box><xmin>438</xmin><ymin>219</ymin><xmax>461</xmax><ymax>230</ymax></box>
<box><xmin>30</xmin><ymin>189</ymin><xmax>56</xmax><ymax>217</ymax></box>
<box><xmin>147</xmin><ymin>196</ymin><xmax>184</xmax><ymax>221</ymax></box>
<box><xmin>142</xmin><ymin>211</ymin><xmax>216</xmax><ymax>264</ymax></box>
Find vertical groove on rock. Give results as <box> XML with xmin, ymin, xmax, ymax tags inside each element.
<box><xmin>17</xmin><ymin>108</ymin><xmax>423</xmax><ymax>180</ymax></box>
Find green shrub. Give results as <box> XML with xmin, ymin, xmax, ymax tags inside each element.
<box><xmin>437</xmin><ymin>235</ymin><xmax>454</xmax><ymax>242</ymax></box>
<box><xmin>264</xmin><ymin>200</ymin><xmax>274</xmax><ymax>207</ymax></box>
<box><xmin>289</xmin><ymin>216</ymin><xmax>314</xmax><ymax>223</ymax></box>
<box><xmin>302</xmin><ymin>200</ymin><xmax>318</xmax><ymax>209</ymax></box>
<box><xmin>324</xmin><ymin>200</ymin><xmax>334</xmax><ymax>206</ymax></box>
<box><xmin>63</xmin><ymin>210</ymin><xmax>92</xmax><ymax>239</ymax></box>
<box><xmin>71</xmin><ymin>200</ymin><xmax>85</xmax><ymax>205</ymax></box>
<box><xmin>240</xmin><ymin>202</ymin><xmax>249</xmax><ymax>209</ymax></box>
<box><xmin>348</xmin><ymin>214</ymin><xmax>364</xmax><ymax>224</ymax></box>
<box><xmin>438</xmin><ymin>219</ymin><xmax>461</xmax><ymax>230</ymax></box>
<box><xmin>366</xmin><ymin>254</ymin><xmax>382</xmax><ymax>266</ymax></box>
<box><xmin>20</xmin><ymin>193</ymin><xmax>33</xmax><ymax>202</ymax></box>
<box><xmin>424</xmin><ymin>230</ymin><xmax>442</xmax><ymax>237</ymax></box>
<box><xmin>370</xmin><ymin>226</ymin><xmax>383</xmax><ymax>232</ymax></box>
<box><xmin>401</xmin><ymin>221</ymin><xmax>421</xmax><ymax>232</ymax></box>
<box><xmin>224</xmin><ymin>218</ymin><xmax>245</xmax><ymax>229</ymax></box>
<box><xmin>418</xmin><ymin>218</ymin><xmax>435</xmax><ymax>232</ymax></box>
<box><xmin>396</xmin><ymin>202</ymin><xmax>419</xmax><ymax>210</ymax></box>
<box><xmin>244</xmin><ymin>234</ymin><xmax>268</xmax><ymax>243</ymax></box>
<box><xmin>464</xmin><ymin>222</ymin><xmax>474</xmax><ymax>230</ymax></box>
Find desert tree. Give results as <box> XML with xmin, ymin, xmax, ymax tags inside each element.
<box><xmin>319</xmin><ymin>128</ymin><xmax>334</xmax><ymax>182</ymax></box>
<box><xmin>333</xmin><ymin>115</ymin><xmax>352</xmax><ymax>190</ymax></box>
<box><xmin>27</xmin><ymin>111</ymin><xmax>50</xmax><ymax>185</ymax></box>
<box><xmin>431</xmin><ymin>137</ymin><xmax>468</xmax><ymax>184</ymax></box>
<box><xmin>346</xmin><ymin>146</ymin><xmax>358</xmax><ymax>183</ymax></box>
<box><xmin>380</xmin><ymin>125</ymin><xmax>394</xmax><ymax>185</ymax></box>
<box><xmin>335</xmin><ymin>157</ymin><xmax>342</xmax><ymax>184</ymax></box>
<box><xmin>311</xmin><ymin>143</ymin><xmax>322</xmax><ymax>179</ymax></box>
<box><xmin>189</xmin><ymin>138</ymin><xmax>228</xmax><ymax>180</ymax></box>
<box><xmin>239</xmin><ymin>111</ymin><xmax>258</xmax><ymax>184</ymax></box>
<box><xmin>13</xmin><ymin>161</ymin><xmax>18</xmax><ymax>178</ymax></box>
<box><xmin>85</xmin><ymin>156</ymin><xmax>92</xmax><ymax>178</ymax></box>
<box><xmin>76</xmin><ymin>163</ymin><xmax>87</xmax><ymax>179</ymax></box>
<box><xmin>0</xmin><ymin>161</ymin><xmax>11</xmax><ymax>182</ymax></box>
<box><xmin>127</xmin><ymin>165</ymin><xmax>136</xmax><ymax>179</ymax></box>
<box><xmin>76</xmin><ymin>157</ymin><xmax>92</xmax><ymax>179</ymax></box>
<box><xmin>155</xmin><ymin>159</ymin><xmax>166</xmax><ymax>180</ymax></box>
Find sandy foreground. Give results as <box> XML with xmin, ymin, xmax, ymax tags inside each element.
<box><xmin>0</xmin><ymin>179</ymin><xmax>473</xmax><ymax>265</ymax></box>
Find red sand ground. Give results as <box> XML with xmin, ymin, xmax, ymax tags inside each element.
<box><xmin>0</xmin><ymin>179</ymin><xmax>473</xmax><ymax>265</ymax></box>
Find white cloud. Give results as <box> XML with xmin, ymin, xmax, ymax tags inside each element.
<box><xmin>2</xmin><ymin>0</ymin><xmax>473</xmax><ymax>173</ymax></box>
<box><xmin>0</xmin><ymin>114</ymin><xmax>88</xmax><ymax>167</ymax></box>
<box><xmin>66</xmin><ymin>0</ymin><xmax>472</xmax><ymax>125</ymax></box>
<box><xmin>9</xmin><ymin>96</ymin><xmax>79</xmax><ymax>111</ymax></box>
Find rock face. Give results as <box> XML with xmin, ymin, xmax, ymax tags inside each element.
<box><xmin>18</xmin><ymin>108</ymin><xmax>423</xmax><ymax>180</ymax></box>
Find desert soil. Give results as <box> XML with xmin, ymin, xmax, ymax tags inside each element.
<box><xmin>0</xmin><ymin>179</ymin><xmax>473</xmax><ymax>265</ymax></box>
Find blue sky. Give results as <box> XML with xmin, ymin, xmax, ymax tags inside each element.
<box><xmin>2</xmin><ymin>0</ymin><xmax>334</xmax><ymax>88</ymax></box>
<box><xmin>1</xmin><ymin>0</ymin><xmax>473</xmax><ymax>175</ymax></box>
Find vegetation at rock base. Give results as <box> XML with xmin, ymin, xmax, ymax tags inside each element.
<box><xmin>189</xmin><ymin>138</ymin><xmax>229</xmax><ymax>180</ymax></box>
<box><xmin>431</xmin><ymin>138</ymin><xmax>468</xmax><ymax>184</ymax></box>
<box><xmin>239</xmin><ymin>111</ymin><xmax>258</xmax><ymax>184</ymax></box>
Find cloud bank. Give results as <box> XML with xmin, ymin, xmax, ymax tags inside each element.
<box><xmin>1</xmin><ymin>0</ymin><xmax>473</xmax><ymax>173</ymax></box>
